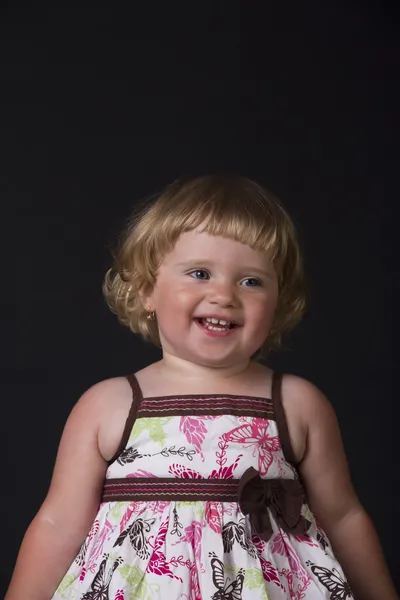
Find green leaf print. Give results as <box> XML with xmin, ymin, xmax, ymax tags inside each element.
<box><xmin>195</xmin><ymin>503</ymin><xmax>204</xmax><ymax>519</ymax></box>
<box><xmin>303</xmin><ymin>503</ymin><xmax>314</xmax><ymax>523</ymax></box>
<box><xmin>111</xmin><ymin>501</ymin><xmax>126</xmax><ymax>520</ymax></box>
<box><xmin>119</xmin><ymin>564</ymin><xmax>160</xmax><ymax>600</ymax></box>
<box><xmin>175</xmin><ymin>501</ymin><xmax>204</xmax><ymax>519</ymax></box>
<box><xmin>245</xmin><ymin>569</ymin><xmax>270</xmax><ymax>599</ymax></box>
<box><xmin>108</xmin><ymin>550</ymin><xmax>121</xmax><ymax>563</ymax></box>
<box><xmin>224</xmin><ymin>565</ymin><xmax>236</xmax><ymax>578</ymax></box>
<box><xmin>130</xmin><ymin>418</ymin><xmax>172</xmax><ymax>447</ymax></box>
<box><xmin>55</xmin><ymin>572</ymin><xmax>79</xmax><ymax>598</ymax></box>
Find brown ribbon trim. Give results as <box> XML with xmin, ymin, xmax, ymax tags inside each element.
<box><xmin>102</xmin><ymin>477</ymin><xmax>239</xmax><ymax>503</ymax></box>
<box><xmin>102</xmin><ymin>468</ymin><xmax>310</xmax><ymax>541</ymax></box>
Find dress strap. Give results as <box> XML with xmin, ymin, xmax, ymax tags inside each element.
<box><xmin>271</xmin><ymin>371</ymin><xmax>297</xmax><ymax>466</ymax></box>
<box><xmin>108</xmin><ymin>374</ymin><xmax>143</xmax><ymax>465</ymax></box>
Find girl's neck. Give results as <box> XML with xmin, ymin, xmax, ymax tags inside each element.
<box><xmin>135</xmin><ymin>357</ymin><xmax>272</xmax><ymax>400</ymax></box>
<box><xmin>155</xmin><ymin>353</ymin><xmax>259</xmax><ymax>385</ymax></box>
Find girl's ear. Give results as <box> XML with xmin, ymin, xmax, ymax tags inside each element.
<box><xmin>139</xmin><ymin>283</ymin><xmax>155</xmax><ymax>313</ymax></box>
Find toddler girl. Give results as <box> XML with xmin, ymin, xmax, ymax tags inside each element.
<box><xmin>6</xmin><ymin>175</ymin><xmax>398</xmax><ymax>599</ymax></box>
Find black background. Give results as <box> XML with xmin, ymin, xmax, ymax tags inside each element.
<box><xmin>1</xmin><ymin>1</ymin><xmax>399</xmax><ymax>594</ymax></box>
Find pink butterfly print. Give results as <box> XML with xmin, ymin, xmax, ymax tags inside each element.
<box><xmin>168</xmin><ymin>464</ymin><xmax>203</xmax><ymax>479</ymax></box>
<box><xmin>173</xmin><ymin>520</ymin><xmax>203</xmax><ymax>562</ymax></box>
<box><xmin>114</xmin><ymin>590</ymin><xmax>124</xmax><ymax>600</ymax></box>
<box><xmin>205</xmin><ymin>502</ymin><xmax>222</xmax><ymax>534</ymax></box>
<box><xmin>225</xmin><ymin>418</ymin><xmax>281</xmax><ymax>475</ymax></box>
<box><xmin>147</xmin><ymin>517</ymin><xmax>182</xmax><ymax>582</ymax></box>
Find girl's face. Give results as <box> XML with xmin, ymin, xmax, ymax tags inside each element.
<box><xmin>145</xmin><ymin>229</ymin><xmax>279</xmax><ymax>369</ymax></box>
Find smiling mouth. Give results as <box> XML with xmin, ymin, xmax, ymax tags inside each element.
<box><xmin>194</xmin><ymin>318</ymin><xmax>240</xmax><ymax>331</ymax></box>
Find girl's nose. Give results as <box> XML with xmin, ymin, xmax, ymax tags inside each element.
<box><xmin>207</xmin><ymin>282</ymin><xmax>238</xmax><ymax>307</ymax></box>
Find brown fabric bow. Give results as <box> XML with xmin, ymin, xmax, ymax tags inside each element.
<box><xmin>238</xmin><ymin>467</ymin><xmax>311</xmax><ymax>541</ymax></box>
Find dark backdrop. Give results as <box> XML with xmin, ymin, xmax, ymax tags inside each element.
<box><xmin>1</xmin><ymin>1</ymin><xmax>399</xmax><ymax>594</ymax></box>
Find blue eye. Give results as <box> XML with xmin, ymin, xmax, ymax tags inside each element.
<box><xmin>189</xmin><ymin>270</ymin><xmax>210</xmax><ymax>280</ymax></box>
<box><xmin>188</xmin><ymin>271</ymin><xmax>261</xmax><ymax>286</ymax></box>
<box><xmin>242</xmin><ymin>278</ymin><xmax>261</xmax><ymax>287</ymax></box>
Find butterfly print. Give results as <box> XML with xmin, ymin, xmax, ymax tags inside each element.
<box><xmin>224</xmin><ymin>418</ymin><xmax>280</xmax><ymax>475</ymax></box>
<box><xmin>222</xmin><ymin>519</ymin><xmax>257</xmax><ymax>558</ymax></box>
<box><xmin>81</xmin><ymin>555</ymin><xmax>123</xmax><ymax>600</ymax></box>
<box><xmin>310</xmin><ymin>564</ymin><xmax>354</xmax><ymax>599</ymax></box>
<box><xmin>113</xmin><ymin>517</ymin><xmax>155</xmax><ymax>559</ymax></box>
<box><xmin>209</xmin><ymin>552</ymin><xmax>245</xmax><ymax>600</ymax></box>
<box><xmin>55</xmin><ymin>398</ymin><xmax>355</xmax><ymax>599</ymax></box>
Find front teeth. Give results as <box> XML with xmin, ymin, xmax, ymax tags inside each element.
<box><xmin>205</xmin><ymin>317</ymin><xmax>230</xmax><ymax>326</ymax></box>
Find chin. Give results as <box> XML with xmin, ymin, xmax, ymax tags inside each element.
<box><xmin>189</xmin><ymin>349</ymin><xmax>248</xmax><ymax>368</ymax></box>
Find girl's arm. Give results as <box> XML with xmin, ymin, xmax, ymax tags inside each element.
<box><xmin>285</xmin><ymin>376</ymin><xmax>398</xmax><ymax>600</ymax></box>
<box><xmin>5</xmin><ymin>377</ymin><xmax>131</xmax><ymax>600</ymax></box>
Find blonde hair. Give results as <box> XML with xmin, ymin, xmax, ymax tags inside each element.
<box><xmin>103</xmin><ymin>174</ymin><xmax>307</xmax><ymax>358</ymax></box>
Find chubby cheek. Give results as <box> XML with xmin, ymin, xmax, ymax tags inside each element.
<box><xmin>247</xmin><ymin>298</ymin><xmax>277</xmax><ymax>338</ymax></box>
<box><xmin>154</xmin><ymin>283</ymin><xmax>197</xmax><ymax>322</ymax></box>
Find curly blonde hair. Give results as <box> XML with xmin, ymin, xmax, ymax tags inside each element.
<box><xmin>103</xmin><ymin>174</ymin><xmax>307</xmax><ymax>358</ymax></box>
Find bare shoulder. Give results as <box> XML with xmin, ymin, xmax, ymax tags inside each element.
<box><xmin>279</xmin><ymin>373</ymin><xmax>336</xmax><ymax>463</ymax></box>
<box><xmin>73</xmin><ymin>376</ymin><xmax>134</xmax><ymax>462</ymax></box>
<box><xmin>285</xmin><ymin>374</ymin><xmax>359</xmax><ymax>525</ymax></box>
<box><xmin>37</xmin><ymin>376</ymin><xmax>134</xmax><ymax>536</ymax></box>
<box><xmin>281</xmin><ymin>373</ymin><xmax>336</xmax><ymax>421</ymax></box>
<box><xmin>79</xmin><ymin>376</ymin><xmax>133</xmax><ymax>406</ymax></box>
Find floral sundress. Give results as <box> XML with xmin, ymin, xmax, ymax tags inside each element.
<box><xmin>53</xmin><ymin>371</ymin><xmax>353</xmax><ymax>600</ymax></box>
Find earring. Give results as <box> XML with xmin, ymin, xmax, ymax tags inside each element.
<box><xmin>146</xmin><ymin>311</ymin><xmax>156</xmax><ymax>321</ymax></box>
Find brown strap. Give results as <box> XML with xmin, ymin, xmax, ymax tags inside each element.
<box><xmin>271</xmin><ymin>372</ymin><xmax>297</xmax><ymax>466</ymax></box>
<box><xmin>108</xmin><ymin>374</ymin><xmax>143</xmax><ymax>465</ymax></box>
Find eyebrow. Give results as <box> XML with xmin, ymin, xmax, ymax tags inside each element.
<box><xmin>175</xmin><ymin>260</ymin><xmax>274</xmax><ymax>279</ymax></box>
